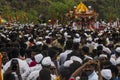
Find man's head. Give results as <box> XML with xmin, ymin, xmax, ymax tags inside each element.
<box><xmin>84</xmin><ymin>64</ymin><xmax>96</xmax><ymax>76</ymax></box>
<box><xmin>38</xmin><ymin>69</ymin><xmax>51</xmax><ymax>80</ymax></box>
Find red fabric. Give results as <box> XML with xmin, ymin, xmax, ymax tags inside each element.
<box><xmin>29</xmin><ymin>60</ymin><xmax>37</xmax><ymax>67</ymax></box>
<box><xmin>29</xmin><ymin>42</ymin><xmax>34</xmax><ymax>47</ymax></box>
<box><xmin>69</xmin><ymin>78</ymin><xmax>75</xmax><ymax>80</ymax></box>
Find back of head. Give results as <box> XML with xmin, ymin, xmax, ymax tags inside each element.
<box><xmin>65</xmin><ymin>40</ymin><xmax>73</xmax><ymax>50</ymax></box>
<box><xmin>10</xmin><ymin>48</ymin><xmax>20</xmax><ymax>59</ymax></box>
<box><xmin>82</xmin><ymin>46</ymin><xmax>89</xmax><ymax>53</ymax></box>
<box><xmin>4</xmin><ymin>73</ymin><xmax>15</xmax><ymax>80</ymax></box>
<box><xmin>39</xmin><ymin>69</ymin><xmax>51</xmax><ymax>80</ymax></box>
<box><xmin>73</xmin><ymin>43</ymin><xmax>79</xmax><ymax>50</ymax></box>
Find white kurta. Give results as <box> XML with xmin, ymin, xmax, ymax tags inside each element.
<box><xmin>3</xmin><ymin>58</ymin><xmax>30</xmax><ymax>80</ymax></box>
<box><xmin>27</xmin><ymin>70</ymin><xmax>40</xmax><ymax>80</ymax></box>
<box><xmin>59</xmin><ymin>50</ymin><xmax>72</xmax><ymax>65</ymax></box>
<box><xmin>30</xmin><ymin>64</ymin><xmax>42</xmax><ymax>72</ymax></box>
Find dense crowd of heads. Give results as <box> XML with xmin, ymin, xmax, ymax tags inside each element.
<box><xmin>0</xmin><ymin>21</ymin><xmax>120</xmax><ymax>80</ymax></box>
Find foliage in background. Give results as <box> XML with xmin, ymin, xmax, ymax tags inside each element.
<box><xmin>0</xmin><ymin>0</ymin><xmax>120</xmax><ymax>23</ymax></box>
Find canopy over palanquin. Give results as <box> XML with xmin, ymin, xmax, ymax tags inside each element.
<box><xmin>75</xmin><ymin>2</ymin><xmax>95</xmax><ymax>17</ymax></box>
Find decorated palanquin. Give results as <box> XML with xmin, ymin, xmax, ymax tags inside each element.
<box><xmin>75</xmin><ymin>2</ymin><xmax>95</xmax><ymax>18</ymax></box>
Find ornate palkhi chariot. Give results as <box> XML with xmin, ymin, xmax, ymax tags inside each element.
<box><xmin>71</xmin><ymin>2</ymin><xmax>97</xmax><ymax>30</ymax></box>
<box><xmin>75</xmin><ymin>2</ymin><xmax>95</xmax><ymax>18</ymax></box>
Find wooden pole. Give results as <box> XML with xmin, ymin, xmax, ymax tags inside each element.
<box><xmin>0</xmin><ymin>53</ymin><xmax>3</xmax><ymax>80</ymax></box>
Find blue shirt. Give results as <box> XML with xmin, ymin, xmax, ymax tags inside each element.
<box><xmin>88</xmin><ymin>71</ymin><xmax>98</xmax><ymax>80</ymax></box>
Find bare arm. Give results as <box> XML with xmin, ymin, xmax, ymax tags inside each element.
<box><xmin>97</xmin><ymin>61</ymin><xmax>103</xmax><ymax>80</ymax></box>
<box><xmin>71</xmin><ymin>60</ymin><xmax>92</xmax><ymax>78</ymax></box>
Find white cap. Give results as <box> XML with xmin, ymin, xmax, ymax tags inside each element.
<box><xmin>116</xmin><ymin>57</ymin><xmax>120</xmax><ymax>65</ymax></box>
<box><xmin>45</xmin><ymin>36</ymin><xmax>50</xmax><ymax>39</ymax></box>
<box><xmin>99</xmin><ymin>54</ymin><xmax>107</xmax><ymax>58</ymax></box>
<box><xmin>84</xmin><ymin>33</ymin><xmax>88</xmax><ymax>37</ymax></box>
<box><xmin>75</xmin><ymin>33</ymin><xmax>80</xmax><ymax>38</ymax></box>
<box><xmin>110</xmin><ymin>58</ymin><xmax>116</xmax><ymax>65</ymax></box>
<box><xmin>28</xmin><ymin>37</ymin><xmax>32</xmax><ymax>40</ymax></box>
<box><xmin>35</xmin><ymin>54</ymin><xmax>43</xmax><ymax>63</ymax></box>
<box><xmin>24</xmin><ymin>34</ymin><xmax>29</xmax><ymax>37</ymax></box>
<box><xmin>63</xmin><ymin>60</ymin><xmax>73</xmax><ymax>67</ymax></box>
<box><xmin>84</xmin><ymin>55</ymin><xmax>93</xmax><ymax>60</ymax></box>
<box><xmin>46</xmin><ymin>30</ymin><xmax>49</xmax><ymax>33</ymax></box>
<box><xmin>0</xmin><ymin>33</ymin><xmax>6</xmax><ymax>38</ymax></box>
<box><xmin>70</xmin><ymin>56</ymin><xmax>83</xmax><ymax>64</ymax></box>
<box><xmin>101</xmin><ymin>69</ymin><xmax>112</xmax><ymax>80</ymax></box>
<box><xmin>38</xmin><ymin>37</ymin><xmax>43</xmax><ymax>40</ymax></box>
<box><xmin>60</xmin><ymin>28</ymin><xmax>64</xmax><ymax>33</ymax></box>
<box><xmin>64</xmin><ymin>32</ymin><xmax>68</xmax><ymax>37</ymax></box>
<box><xmin>98</xmin><ymin>32</ymin><xmax>103</xmax><ymax>36</ymax></box>
<box><xmin>42</xmin><ymin>57</ymin><xmax>51</xmax><ymax>66</ymax></box>
<box><xmin>48</xmin><ymin>32</ymin><xmax>52</xmax><ymax>36</ymax></box>
<box><xmin>86</xmin><ymin>37</ymin><xmax>92</xmax><ymax>41</ymax></box>
<box><xmin>73</xmin><ymin>38</ymin><xmax>81</xmax><ymax>43</ymax></box>
<box><xmin>36</xmin><ymin>41</ymin><xmax>43</xmax><ymax>46</ymax></box>
<box><xmin>115</xmin><ymin>47</ymin><xmax>120</xmax><ymax>53</ymax></box>
<box><xmin>103</xmin><ymin>47</ymin><xmax>111</xmax><ymax>54</ymax></box>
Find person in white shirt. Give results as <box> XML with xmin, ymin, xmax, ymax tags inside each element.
<box><xmin>59</xmin><ymin>40</ymin><xmax>73</xmax><ymax>65</ymax></box>
<box><xmin>3</xmin><ymin>48</ymin><xmax>30</xmax><ymax>80</ymax></box>
<box><xmin>70</xmin><ymin>60</ymin><xmax>99</xmax><ymax>80</ymax></box>
<box><xmin>30</xmin><ymin>54</ymin><xmax>43</xmax><ymax>72</ymax></box>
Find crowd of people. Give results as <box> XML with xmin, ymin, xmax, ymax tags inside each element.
<box><xmin>0</xmin><ymin>18</ymin><xmax>120</xmax><ymax>80</ymax></box>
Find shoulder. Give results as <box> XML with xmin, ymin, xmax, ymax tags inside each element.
<box><xmin>27</xmin><ymin>70</ymin><xmax>40</xmax><ymax>80</ymax></box>
<box><xmin>3</xmin><ymin>60</ymin><xmax>11</xmax><ymax>71</ymax></box>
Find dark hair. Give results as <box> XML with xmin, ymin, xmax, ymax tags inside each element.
<box><xmin>58</xmin><ymin>38</ymin><xmax>65</xmax><ymax>45</ymax></box>
<box><xmin>110</xmin><ymin>65</ymin><xmax>118</xmax><ymax>76</ymax></box>
<box><xmin>42</xmin><ymin>44</ymin><xmax>48</xmax><ymax>51</ymax></box>
<box><xmin>65</xmin><ymin>40</ymin><xmax>73</xmax><ymax>50</ymax></box>
<box><xmin>39</xmin><ymin>69</ymin><xmax>51</xmax><ymax>80</ymax></box>
<box><xmin>69</xmin><ymin>61</ymin><xmax>81</xmax><ymax>75</ymax></box>
<box><xmin>20</xmin><ymin>47</ymin><xmax>26</xmax><ymax>57</ymax></box>
<box><xmin>25</xmin><ymin>49</ymin><xmax>32</xmax><ymax>58</ymax></box>
<box><xmin>59</xmin><ymin>66</ymin><xmax>71</xmax><ymax>80</ymax></box>
<box><xmin>73</xmin><ymin>43</ymin><xmax>79</xmax><ymax>50</ymax></box>
<box><xmin>82</xmin><ymin>46</ymin><xmax>89</xmax><ymax>53</ymax></box>
<box><xmin>10</xmin><ymin>48</ymin><xmax>20</xmax><ymax>59</ymax></box>
<box><xmin>48</xmin><ymin>48</ymin><xmax>57</xmax><ymax>60</ymax></box>
<box><xmin>97</xmin><ymin>45</ymin><xmax>103</xmax><ymax>51</ymax></box>
<box><xmin>46</xmin><ymin>38</ymin><xmax>51</xmax><ymax>44</ymax></box>
<box><xmin>4</xmin><ymin>73</ymin><xmax>15</xmax><ymax>80</ymax></box>
<box><xmin>29</xmin><ymin>38</ymin><xmax>34</xmax><ymax>43</ymax></box>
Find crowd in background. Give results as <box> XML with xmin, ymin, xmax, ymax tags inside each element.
<box><xmin>0</xmin><ymin>18</ymin><xmax>120</xmax><ymax>80</ymax></box>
